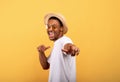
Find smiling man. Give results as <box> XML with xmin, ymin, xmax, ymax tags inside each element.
<box><xmin>37</xmin><ymin>13</ymin><xmax>80</xmax><ymax>82</ymax></box>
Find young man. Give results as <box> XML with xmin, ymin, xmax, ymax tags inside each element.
<box><xmin>37</xmin><ymin>13</ymin><xmax>80</xmax><ymax>82</ymax></box>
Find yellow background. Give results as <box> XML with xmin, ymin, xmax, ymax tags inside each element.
<box><xmin>0</xmin><ymin>0</ymin><xmax>120</xmax><ymax>82</ymax></box>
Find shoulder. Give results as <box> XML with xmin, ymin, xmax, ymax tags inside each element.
<box><xmin>54</xmin><ymin>36</ymin><xmax>73</xmax><ymax>46</ymax></box>
<box><xmin>61</xmin><ymin>36</ymin><xmax>72</xmax><ymax>41</ymax></box>
<box><xmin>60</xmin><ymin>36</ymin><xmax>73</xmax><ymax>45</ymax></box>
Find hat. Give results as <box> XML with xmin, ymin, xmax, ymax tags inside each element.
<box><xmin>44</xmin><ymin>13</ymin><xmax>68</xmax><ymax>34</ymax></box>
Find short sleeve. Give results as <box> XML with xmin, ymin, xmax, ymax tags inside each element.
<box><xmin>62</xmin><ymin>36</ymin><xmax>73</xmax><ymax>48</ymax></box>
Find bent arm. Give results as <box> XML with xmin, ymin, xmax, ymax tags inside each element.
<box><xmin>37</xmin><ymin>45</ymin><xmax>50</xmax><ymax>70</ymax></box>
<box><xmin>39</xmin><ymin>52</ymin><xmax>49</xmax><ymax>70</ymax></box>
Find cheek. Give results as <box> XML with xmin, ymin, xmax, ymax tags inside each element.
<box><xmin>54</xmin><ymin>29</ymin><xmax>61</xmax><ymax>34</ymax></box>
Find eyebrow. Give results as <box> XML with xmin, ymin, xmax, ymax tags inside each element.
<box><xmin>47</xmin><ymin>24</ymin><xmax>59</xmax><ymax>27</ymax></box>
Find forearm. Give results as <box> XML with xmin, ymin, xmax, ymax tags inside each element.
<box><xmin>39</xmin><ymin>52</ymin><xmax>49</xmax><ymax>70</ymax></box>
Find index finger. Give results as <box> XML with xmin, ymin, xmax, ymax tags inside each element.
<box><xmin>62</xmin><ymin>49</ymin><xmax>68</xmax><ymax>53</ymax></box>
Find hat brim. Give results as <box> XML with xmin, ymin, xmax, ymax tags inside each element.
<box><xmin>44</xmin><ymin>13</ymin><xmax>68</xmax><ymax>34</ymax></box>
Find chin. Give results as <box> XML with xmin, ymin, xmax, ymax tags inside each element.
<box><xmin>49</xmin><ymin>37</ymin><xmax>57</xmax><ymax>41</ymax></box>
<box><xmin>49</xmin><ymin>38</ymin><xmax>55</xmax><ymax>41</ymax></box>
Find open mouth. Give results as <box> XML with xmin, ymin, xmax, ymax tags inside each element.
<box><xmin>48</xmin><ymin>32</ymin><xmax>54</xmax><ymax>39</ymax></box>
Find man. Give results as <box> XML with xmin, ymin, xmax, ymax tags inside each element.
<box><xmin>37</xmin><ymin>13</ymin><xmax>80</xmax><ymax>82</ymax></box>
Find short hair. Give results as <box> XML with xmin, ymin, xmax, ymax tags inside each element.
<box><xmin>49</xmin><ymin>16</ymin><xmax>63</xmax><ymax>27</ymax></box>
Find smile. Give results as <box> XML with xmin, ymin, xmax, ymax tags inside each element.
<box><xmin>48</xmin><ymin>32</ymin><xmax>54</xmax><ymax>38</ymax></box>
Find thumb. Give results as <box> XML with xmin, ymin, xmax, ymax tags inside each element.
<box><xmin>62</xmin><ymin>49</ymin><xmax>68</xmax><ymax>53</ymax></box>
<box><xmin>45</xmin><ymin>46</ymin><xmax>50</xmax><ymax>50</ymax></box>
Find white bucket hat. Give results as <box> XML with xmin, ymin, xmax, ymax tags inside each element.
<box><xmin>44</xmin><ymin>13</ymin><xmax>68</xmax><ymax>34</ymax></box>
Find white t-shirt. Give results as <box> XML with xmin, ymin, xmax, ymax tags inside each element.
<box><xmin>48</xmin><ymin>36</ymin><xmax>76</xmax><ymax>82</ymax></box>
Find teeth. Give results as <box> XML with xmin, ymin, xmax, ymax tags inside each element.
<box><xmin>49</xmin><ymin>32</ymin><xmax>53</xmax><ymax>35</ymax></box>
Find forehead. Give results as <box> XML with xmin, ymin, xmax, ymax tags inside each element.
<box><xmin>48</xmin><ymin>19</ymin><xmax>60</xmax><ymax>25</ymax></box>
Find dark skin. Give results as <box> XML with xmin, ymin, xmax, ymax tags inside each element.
<box><xmin>37</xmin><ymin>18</ymin><xmax>80</xmax><ymax>69</ymax></box>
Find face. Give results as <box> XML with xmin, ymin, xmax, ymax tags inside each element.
<box><xmin>47</xmin><ymin>19</ymin><xmax>63</xmax><ymax>41</ymax></box>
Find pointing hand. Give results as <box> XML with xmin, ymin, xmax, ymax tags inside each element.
<box><xmin>62</xmin><ymin>44</ymin><xmax>80</xmax><ymax>56</ymax></box>
<box><xmin>37</xmin><ymin>45</ymin><xmax>50</xmax><ymax>53</ymax></box>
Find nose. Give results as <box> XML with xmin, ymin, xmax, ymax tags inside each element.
<box><xmin>48</xmin><ymin>26</ymin><xmax>53</xmax><ymax>31</ymax></box>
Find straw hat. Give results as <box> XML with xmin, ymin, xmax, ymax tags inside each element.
<box><xmin>44</xmin><ymin>13</ymin><xmax>68</xmax><ymax>34</ymax></box>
